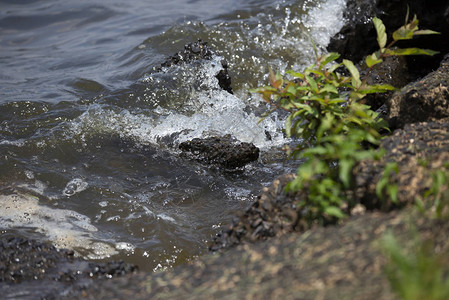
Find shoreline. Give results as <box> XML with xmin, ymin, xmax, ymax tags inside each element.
<box><xmin>2</xmin><ymin>0</ymin><xmax>449</xmax><ymax>298</ymax></box>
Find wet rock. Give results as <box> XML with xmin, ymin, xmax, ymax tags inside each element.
<box><xmin>328</xmin><ymin>0</ymin><xmax>449</xmax><ymax>78</ymax></box>
<box><xmin>179</xmin><ymin>134</ymin><xmax>259</xmax><ymax>169</ymax></box>
<box><xmin>0</xmin><ymin>236</ymin><xmax>137</xmax><ymax>297</ymax></box>
<box><xmin>159</xmin><ymin>39</ymin><xmax>233</xmax><ymax>94</ymax></box>
<box><xmin>0</xmin><ymin>237</ymin><xmax>63</xmax><ymax>283</ymax></box>
<box><xmin>354</xmin><ymin>120</ymin><xmax>449</xmax><ymax>210</ymax></box>
<box><xmin>387</xmin><ymin>53</ymin><xmax>449</xmax><ymax>129</ymax></box>
<box><xmin>209</xmin><ymin>174</ymin><xmax>299</xmax><ymax>251</ymax></box>
<box><xmin>215</xmin><ymin>59</ymin><xmax>233</xmax><ymax>94</ymax></box>
<box><xmin>160</xmin><ymin>39</ymin><xmax>213</xmax><ymax>68</ymax></box>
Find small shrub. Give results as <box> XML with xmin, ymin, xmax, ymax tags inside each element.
<box><xmin>376</xmin><ymin>161</ymin><xmax>399</xmax><ymax>205</ymax></box>
<box><xmin>252</xmin><ymin>14</ymin><xmax>438</xmax><ymax>226</ymax></box>
<box><xmin>416</xmin><ymin>168</ymin><xmax>449</xmax><ymax>219</ymax></box>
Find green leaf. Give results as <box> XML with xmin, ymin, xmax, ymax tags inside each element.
<box><xmin>373</xmin><ymin>17</ymin><xmax>387</xmax><ymax>49</ymax></box>
<box><xmin>328</xmin><ymin>98</ymin><xmax>346</xmax><ymax>104</ymax></box>
<box><xmin>308</xmin><ymin>69</ymin><xmax>325</xmax><ymax>78</ymax></box>
<box><xmin>286</xmin><ymin>70</ymin><xmax>305</xmax><ymax>79</ymax></box>
<box><xmin>285</xmin><ymin>113</ymin><xmax>294</xmax><ymax>137</ymax></box>
<box><xmin>320</xmin><ymin>52</ymin><xmax>340</xmax><ymax>67</ymax></box>
<box><xmin>413</xmin><ymin>29</ymin><xmax>440</xmax><ymax>36</ymax></box>
<box><xmin>320</xmin><ymin>84</ymin><xmax>339</xmax><ymax>94</ymax></box>
<box><xmin>339</xmin><ymin>158</ymin><xmax>355</xmax><ymax>188</ymax></box>
<box><xmin>392</xmin><ymin>25</ymin><xmax>414</xmax><ymax>41</ymax></box>
<box><xmin>366</xmin><ymin>52</ymin><xmax>383</xmax><ymax>68</ymax></box>
<box><xmin>358</xmin><ymin>84</ymin><xmax>397</xmax><ymax>94</ymax></box>
<box><xmin>387</xmin><ymin>185</ymin><xmax>399</xmax><ymax>204</ymax></box>
<box><xmin>305</xmin><ymin>75</ymin><xmax>319</xmax><ymax>93</ymax></box>
<box><xmin>269</xmin><ymin>69</ymin><xmax>283</xmax><ymax>89</ymax></box>
<box><xmin>386</xmin><ymin>48</ymin><xmax>439</xmax><ymax>56</ymax></box>
<box><xmin>392</xmin><ymin>15</ymin><xmax>419</xmax><ymax>41</ymax></box>
<box><xmin>286</xmin><ymin>84</ymin><xmax>297</xmax><ymax>95</ymax></box>
<box><xmin>327</xmin><ymin>63</ymin><xmax>341</xmax><ymax>74</ymax></box>
<box><xmin>324</xmin><ymin>206</ymin><xmax>345</xmax><ymax>219</ymax></box>
<box><xmin>342</xmin><ymin>59</ymin><xmax>361</xmax><ymax>88</ymax></box>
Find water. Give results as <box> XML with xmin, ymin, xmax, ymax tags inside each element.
<box><xmin>0</xmin><ymin>0</ymin><xmax>346</xmax><ymax>272</ymax></box>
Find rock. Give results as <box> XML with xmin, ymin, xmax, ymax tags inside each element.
<box><xmin>67</xmin><ymin>207</ymin><xmax>449</xmax><ymax>300</ymax></box>
<box><xmin>328</xmin><ymin>0</ymin><xmax>449</xmax><ymax>78</ymax></box>
<box><xmin>327</xmin><ymin>0</ymin><xmax>378</xmax><ymax>62</ymax></box>
<box><xmin>360</xmin><ymin>55</ymin><xmax>410</xmax><ymax>110</ymax></box>
<box><xmin>0</xmin><ymin>236</ymin><xmax>137</xmax><ymax>298</ymax></box>
<box><xmin>209</xmin><ymin>174</ymin><xmax>299</xmax><ymax>251</ymax></box>
<box><xmin>354</xmin><ymin>120</ymin><xmax>449</xmax><ymax>210</ymax></box>
<box><xmin>159</xmin><ymin>39</ymin><xmax>233</xmax><ymax>94</ymax></box>
<box><xmin>387</xmin><ymin>53</ymin><xmax>449</xmax><ymax>129</ymax></box>
<box><xmin>179</xmin><ymin>134</ymin><xmax>259</xmax><ymax>169</ymax></box>
<box><xmin>215</xmin><ymin>59</ymin><xmax>233</xmax><ymax>94</ymax></box>
<box><xmin>160</xmin><ymin>39</ymin><xmax>213</xmax><ymax>68</ymax></box>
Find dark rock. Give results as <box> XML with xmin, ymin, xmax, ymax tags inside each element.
<box><xmin>328</xmin><ymin>0</ymin><xmax>449</xmax><ymax>79</ymax></box>
<box><xmin>209</xmin><ymin>174</ymin><xmax>299</xmax><ymax>251</ymax></box>
<box><xmin>387</xmin><ymin>53</ymin><xmax>449</xmax><ymax>129</ymax></box>
<box><xmin>159</xmin><ymin>39</ymin><xmax>233</xmax><ymax>94</ymax></box>
<box><xmin>328</xmin><ymin>0</ymin><xmax>378</xmax><ymax>62</ymax></box>
<box><xmin>179</xmin><ymin>134</ymin><xmax>259</xmax><ymax>168</ymax></box>
<box><xmin>160</xmin><ymin>39</ymin><xmax>213</xmax><ymax>68</ymax></box>
<box><xmin>215</xmin><ymin>60</ymin><xmax>233</xmax><ymax>94</ymax></box>
<box><xmin>360</xmin><ymin>55</ymin><xmax>410</xmax><ymax>110</ymax></box>
<box><xmin>0</xmin><ymin>236</ymin><xmax>137</xmax><ymax>298</ymax></box>
<box><xmin>354</xmin><ymin>120</ymin><xmax>449</xmax><ymax>210</ymax></box>
<box><xmin>0</xmin><ymin>237</ymin><xmax>62</xmax><ymax>283</ymax></box>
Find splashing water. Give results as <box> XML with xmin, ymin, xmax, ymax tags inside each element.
<box><xmin>0</xmin><ymin>0</ymin><xmax>348</xmax><ymax>271</ymax></box>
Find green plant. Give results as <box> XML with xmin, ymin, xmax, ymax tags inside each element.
<box><xmin>381</xmin><ymin>231</ymin><xmax>449</xmax><ymax>300</ymax></box>
<box><xmin>376</xmin><ymin>161</ymin><xmax>399</xmax><ymax>205</ymax></box>
<box><xmin>416</xmin><ymin>168</ymin><xmax>449</xmax><ymax>219</ymax></box>
<box><xmin>252</xmin><ymin>14</ymin><xmax>438</xmax><ymax>225</ymax></box>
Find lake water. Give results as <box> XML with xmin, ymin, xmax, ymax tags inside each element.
<box><xmin>0</xmin><ymin>0</ymin><xmax>346</xmax><ymax>272</ymax></box>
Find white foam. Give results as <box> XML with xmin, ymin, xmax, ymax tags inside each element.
<box><xmin>0</xmin><ymin>193</ymin><xmax>121</xmax><ymax>259</ymax></box>
<box><xmin>156</xmin><ymin>213</ymin><xmax>176</xmax><ymax>223</ymax></box>
<box><xmin>303</xmin><ymin>0</ymin><xmax>347</xmax><ymax>47</ymax></box>
<box><xmin>17</xmin><ymin>179</ymin><xmax>48</xmax><ymax>197</ymax></box>
<box><xmin>67</xmin><ymin>58</ymin><xmax>286</xmax><ymax>150</ymax></box>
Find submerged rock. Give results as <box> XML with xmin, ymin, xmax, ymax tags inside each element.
<box><xmin>179</xmin><ymin>134</ymin><xmax>259</xmax><ymax>169</ymax></box>
<box><xmin>159</xmin><ymin>39</ymin><xmax>233</xmax><ymax>94</ymax></box>
<box><xmin>387</xmin><ymin>53</ymin><xmax>449</xmax><ymax>129</ymax></box>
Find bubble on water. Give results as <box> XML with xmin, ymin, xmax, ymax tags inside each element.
<box><xmin>24</xmin><ymin>170</ymin><xmax>35</xmax><ymax>180</ymax></box>
<box><xmin>115</xmin><ymin>242</ymin><xmax>135</xmax><ymax>252</ymax></box>
<box><xmin>63</xmin><ymin>178</ymin><xmax>88</xmax><ymax>196</ymax></box>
